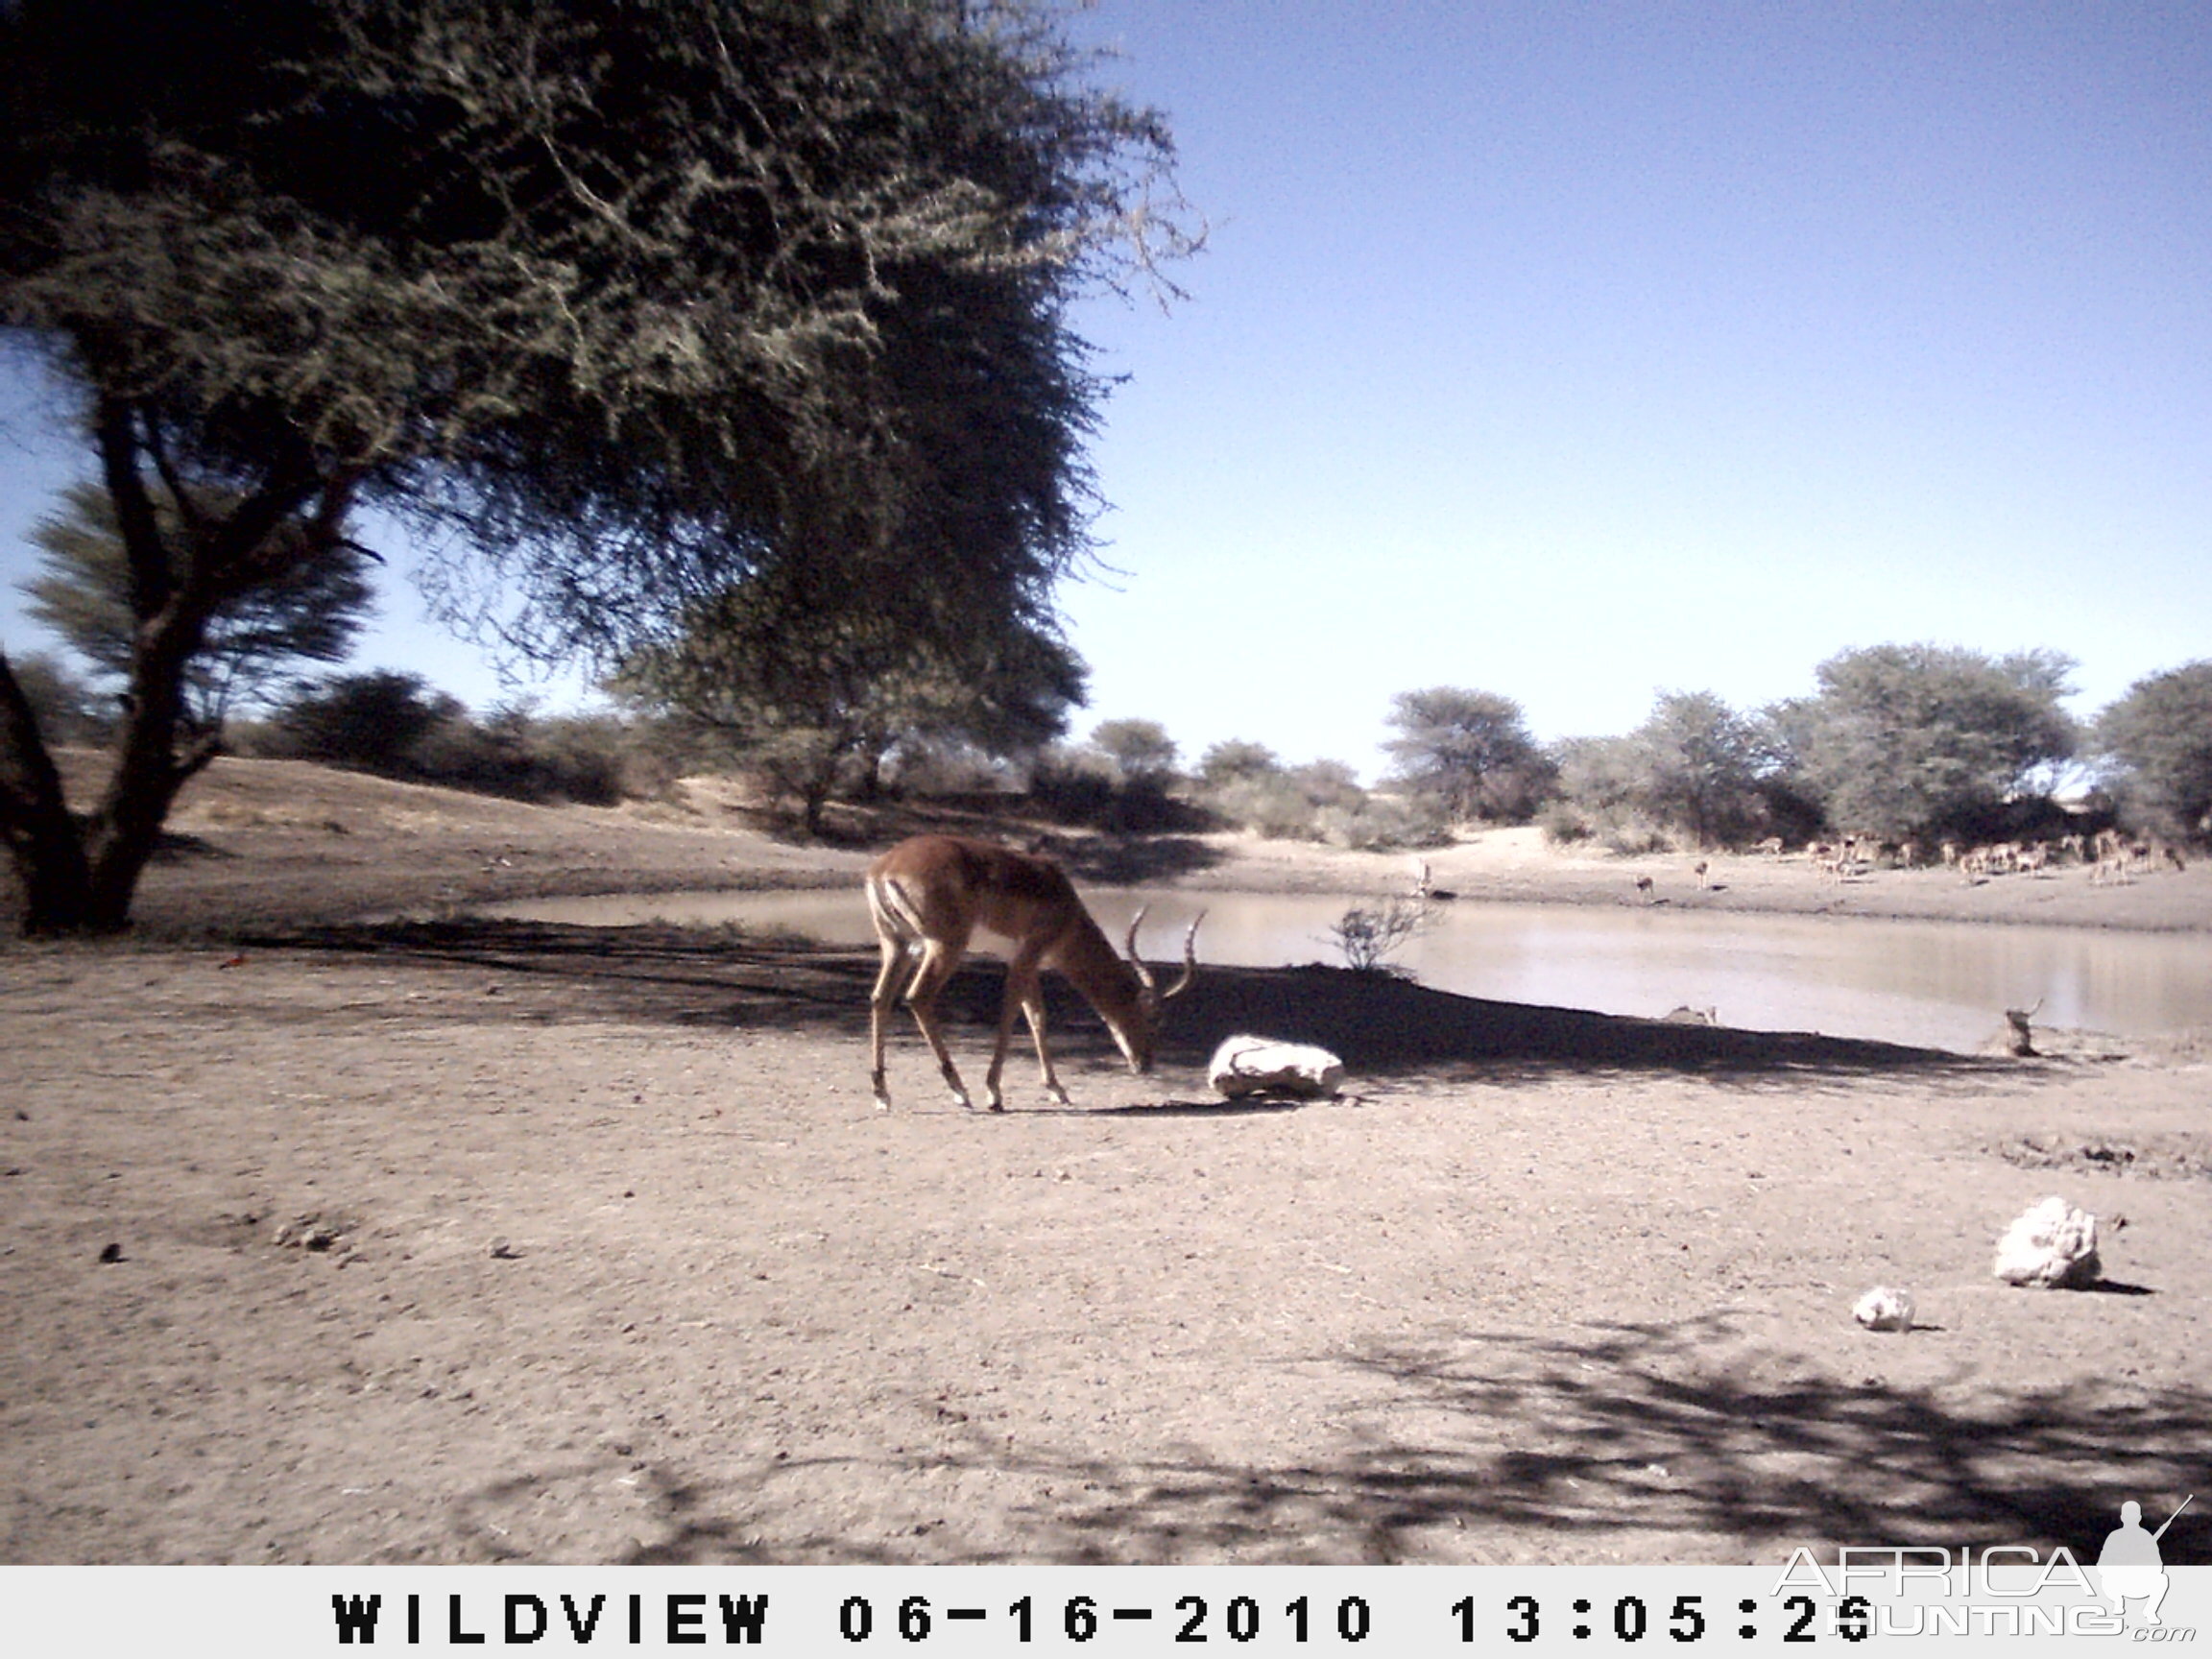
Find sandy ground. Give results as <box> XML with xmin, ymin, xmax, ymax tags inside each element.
<box><xmin>3</xmin><ymin>756</ymin><xmax>2208</xmax><ymax>1565</ymax></box>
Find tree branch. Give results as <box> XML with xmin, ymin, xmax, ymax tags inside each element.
<box><xmin>140</xmin><ymin>413</ymin><xmax>207</xmax><ymax>538</ymax></box>
<box><xmin>94</xmin><ymin>397</ymin><xmax>172</xmax><ymax>622</ymax></box>
<box><xmin>176</xmin><ymin>727</ymin><xmax>225</xmax><ymax>782</ymax></box>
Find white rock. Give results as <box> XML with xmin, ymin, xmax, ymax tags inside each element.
<box><xmin>1208</xmin><ymin>1034</ymin><xmax>1344</xmax><ymax>1100</ymax></box>
<box><xmin>1852</xmin><ymin>1286</ymin><xmax>1915</xmax><ymax>1332</ymax></box>
<box><xmin>1992</xmin><ymin>1195</ymin><xmax>2102</xmax><ymax>1288</ymax></box>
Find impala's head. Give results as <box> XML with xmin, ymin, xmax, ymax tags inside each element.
<box><xmin>1111</xmin><ymin>905</ymin><xmax>1204</xmax><ymax>1073</ymax></box>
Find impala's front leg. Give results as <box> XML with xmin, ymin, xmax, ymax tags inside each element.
<box><xmin>1021</xmin><ymin>989</ymin><xmax>1070</xmax><ymax>1104</ymax></box>
<box><xmin>985</xmin><ymin>951</ymin><xmax>1048</xmax><ymax>1111</ymax></box>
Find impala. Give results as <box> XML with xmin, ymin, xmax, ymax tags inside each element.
<box><xmin>865</xmin><ymin>835</ymin><xmax>1201</xmax><ymax>1112</ymax></box>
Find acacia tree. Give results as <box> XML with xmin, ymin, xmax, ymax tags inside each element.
<box><xmin>1086</xmin><ymin>718</ymin><xmax>1180</xmax><ymax>783</ymax></box>
<box><xmin>1382</xmin><ymin>685</ymin><xmax>1554</xmax><ymax>823</ymax></box>
<box><xmin>1625</xmin><ymin>689</ymin><xmax>1768</xmax><ymax>849</ymax></box>
<box><xmin>24</xmin><ymin>480</ymin><xmax>374</xmax><ymax>728</ymax></box>
<box><xmin>1547</xmin><ymin>736</ymin><xmax>1638</xmax><ymax>828</ymax></box>
<box><xmin>265</xmin><ymin>670</ymin><xmax>463</xmax><ymax>778</ymax></box>
<box><xmin>1195</xmin><ymin>738</ymin><xmax>1281</xmax><ymax>788</ymax></box>
<box><xmin>7</xmin><ymin>651</ymin><xmax>106</xmax><ymax>746</ymax></box>
<box><xmin>618</xmin><ymin>562</ymin><xmax>1088</xmax><ymax>835</ymax></box>
<box><xmin>2096</xmin><ymin>661</ymin><xmax>2212</xmax><ymax>843</ymax></box>
<box><xmin>0</xmin><ymin>0</ymin><xmax>1188</xmax><ymax>932</ymax></box>
<box><xmin>1767</xmin><ymin>644</ymin><xmax>2077</xmax><ymax>843</ymax></box>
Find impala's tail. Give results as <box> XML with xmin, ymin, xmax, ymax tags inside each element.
<box><xmin>866</xmin><ymin>870</ymin><xmax>927</xmax><ymax>950</ymax></box>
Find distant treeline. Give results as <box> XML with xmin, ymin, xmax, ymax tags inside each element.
<box><xmin>1166</xmin><ymin>646</ymin><xmax>2209</xmax><ymax>854</ymax></box>
<box><xmin>15</xmin><ymin>645</ymin><xmax>2210</xmax><ymax>854</ymax></box>
<box><xmin>1035</xmin><ymin>645</ymin><xmax>2210</xmax><ymax>855</ymax></box>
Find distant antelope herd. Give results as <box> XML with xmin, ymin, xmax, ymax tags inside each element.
<box><xmin>1793</xmin><ymin>828</ymin><xmax>2186</xmax><ymax>886</ymax></box>
<box><xmin>1631</xmin><ymin>827</ymin><xmax>2189</xmax><ymax>900</ymax></box>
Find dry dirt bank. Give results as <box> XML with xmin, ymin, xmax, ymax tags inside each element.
<box><xmin>4</xmin><ymin>759</ymin><xmax>2209</xmax><ymax>1565</ymax></box>
<box><xmin>36</xmin><ymin>752</ymin><xmax>2212</xmax><ymax>936</ymax></box>
<box><xmin>1203</xmin><ymin>824</ymin><xmax>2212</xmax><ymax>934</ymax></box>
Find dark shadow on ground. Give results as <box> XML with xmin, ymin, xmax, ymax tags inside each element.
<box><xmin>150</xmin><ymin>830</ymin><xmax>234</xmax><ymax>862</ymax></box>
<box><xmin>595</xmin><ymin>1314</ymin><xmax>2212</xmax><ymax>1565</ymax></box>
<box><xmin>251</xmin><ymin>919</ymin><xmax>1994</xmax><ymax>1082</ymax></box>
<box><xmin>1162</xmin><ymin>962</ymin><xmax>1979</xmax><ymax>1077</ymax></box>
<box><xmin>1091</xmin><ymin>1096</ymin><xmax>1308</xmax><ymax>1118</ymax></box>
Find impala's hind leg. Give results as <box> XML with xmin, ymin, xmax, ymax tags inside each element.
<box><xmin>902</xmin><ymin>934</ymin><xmax>976</xmax><ymax>1110</ymax></box>
<box><xmin>868</xmin><ymin>932</ymin><xmax>911</xmax><ymax>1109</ymax></box>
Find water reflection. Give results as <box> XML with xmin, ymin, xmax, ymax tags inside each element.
<box><xmin>477</xmin><ymin>889</ymin><xmax>2211</xmax><ymax>1054</ymax></box>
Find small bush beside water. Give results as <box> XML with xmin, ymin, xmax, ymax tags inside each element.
<box><xmin>1325</xmin><ymin>895</ymin><xmax>1435</xmax><ymax>975</ymax></box>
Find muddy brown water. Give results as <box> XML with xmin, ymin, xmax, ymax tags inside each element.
<box><xmin>472</xmin><ymin>889</ymin><xmax>2212</xmax><ymax>1054</ymax></box>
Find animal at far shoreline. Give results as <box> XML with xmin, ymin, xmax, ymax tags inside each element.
<box><xmin>865</xmin><ymin>834</ymin><xmax>1201</xmax><ymax>1113</ymax></box>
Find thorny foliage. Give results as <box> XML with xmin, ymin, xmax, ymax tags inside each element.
<box><xmin>0</xmin><ymin>0</ymin><xmax>1195</xmax><ymax>928</ymax></box>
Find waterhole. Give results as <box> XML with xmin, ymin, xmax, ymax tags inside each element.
<box><xmin>475</xmin><ymin>889</ymin><xmax>2212</xmax><ymax>1055</ymax></box>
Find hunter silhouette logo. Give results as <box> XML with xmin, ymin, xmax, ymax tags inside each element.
<box><xmin>2099</xmin><ymin>1495</ymin><xmax>2192</xmax><ymax>1626</ymax></box>
<box><xmin>1775</xmin><ymin>1492</ymin><xmax>2200</xmax><ymax>1639</ymax></box>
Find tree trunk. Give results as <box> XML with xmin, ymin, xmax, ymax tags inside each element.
<box><xmin>2</xmin><ymin>403</ymin><xmax>333</xmax><ymax>935</ymax></box>
<box><xmin>856</xmin><ymin>740</ymin><xmax>888</xmax><ymax>801</ymax></box>
<box><xmin>0</xmin><ymin>652</ymin><xmax>101</xmax><ymax>934</ymax></box>
<box><xmin>0</xmin><ymin>580</ymin><xmax>215</xmax><ymax>937</ymax></box>
<box><xmin>801</xmin><ymin>771</ymin><xmax>832</xmax><ymax>838</ymax></box>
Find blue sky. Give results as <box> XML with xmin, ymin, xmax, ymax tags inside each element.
<box><xmin>4</xmin><ymin>1</ymin><xmax>2208</xmax><ymax>778</ymax></box>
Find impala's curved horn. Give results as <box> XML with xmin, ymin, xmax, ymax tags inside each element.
<box><xmin>1124</xmin><ymin>904</ymin><xmax>1156</xmax><ymax>993</ymax></box>
<box><xmin>1162</xmin><ymin>910</ymin><xmax>1204</xmax><ymax>1001</ymax></box>
<box><xmin>1129</xmin><ymin>906</ymin><xmax>1203</xmax><ymax>1002</ymax></box>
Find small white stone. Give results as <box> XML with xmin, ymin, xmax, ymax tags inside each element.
<box><xmin>1852</xmin><ymin>1286</ymin><xmax>1915</xmax><ymax>1332</ymax></box>
<box><xmin>1992</xmin><ymin>1195</ymin><xmax>2101</xmax><ymax>1288</ymax></box>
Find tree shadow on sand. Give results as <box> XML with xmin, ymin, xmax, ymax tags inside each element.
<box><xmin>592</xmin><ymin>1314</ymin><xmax>2210</xmax><ymax>1566</ymax></box>
<box><xmin>1159</xmin><ymin>965</ymin><xmax>1989</xmax><ymax>1081</ymax></box>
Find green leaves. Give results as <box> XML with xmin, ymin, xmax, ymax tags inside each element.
<box><xmin>1382</xmin><ymin>686</ymin><xmax>1553</xmax><ymax>824</ymax></box>
<box><xmin>1</xmin><ymin>0</ymin><xmax>1191</xmax><ymax>661</ymax></box>
<box><xmin>1775</xmin><ymin>644</ymin><xmax>2078</xmax><ymax>843</ymax></box>
<box><xmin>1</xmin><ymin>0</ymin><xmax>1189</xmax><ymax>928</ymax></box>
<box><xmin>23</xmin><ymin>480</ymin><xmax>373</xmax><ymax>726</ymax></box>
<box><xmin>2097</xmin><ymin>662</ymin><xmax>2212</xmax><ymax>840</ymax></box>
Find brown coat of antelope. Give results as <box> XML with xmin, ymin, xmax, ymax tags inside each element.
<box><xmin>866</xmin><ymin>835</ymin><xmax>1201</xmax><ymax>1112</ymax></box>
